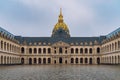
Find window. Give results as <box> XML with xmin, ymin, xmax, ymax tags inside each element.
<box><xmin>34</xmin><ymin>48</ymin><xmax>37</xmax><ymax>54</ymax></box>
<box><xmin>85</xmin><ymin>48</ymin><xmax>88</xmax><ymax>53</ymax></box>
<box><xmin>97</xmin><ymin>47</ymin><xmax>100</xmax><ymax>53</ymax></box>
<box><xmin>43</xmin><ymin>48</ymin><xmax>46</xmax><ymax>54</ymax></box>
<box><xmin>21</xmin><ymin>47</ymin><xmax>25</xmax><ymax>53</ymax></box>
<box><xmin>59</xmin><ymin>47</ymin><xmax>62</xmax><ymax>53</ymax></box>
<box><xmin>89</xmin><ymin>48</ymin><xmax>92</xmax><ymax>54</ymax></box>
<box><xmin>29</xmin><ymin>48</ymin><xmax>32</xmax><ymax>54</ymax></box>
<box><xmin>38</xmin><ymin>48</ymin><xmax>41</xmax><ymax>54</ymax></box>
<box><xmin>71</xmin><ymin>48</ymin><xmax>74</xmax><ymax>54</ymax></box>
<box><xmin>80</xmin><ymin>48</ymin><xmax>83</xmax><ymax>54</ymax></box>
<box><xmin>75</xmin><ymin>48</ymin><xmax>78</xmax><ymax>54</ymax></box>
<box><xmin>48</xmin><ymin>48</ymin><xmax>51</xmax><ymax>54</ymax></box>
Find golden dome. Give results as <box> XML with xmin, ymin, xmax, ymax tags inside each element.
<box><xmin>53</xmin><ymin>8</ymin><xmax>69</xmax><ymax>32</ymax></box>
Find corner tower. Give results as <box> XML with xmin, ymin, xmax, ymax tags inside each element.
<box><xmin>51</xmin><ymin>8</ymin><xmax>70</xmax><ymax>38</ymax></box>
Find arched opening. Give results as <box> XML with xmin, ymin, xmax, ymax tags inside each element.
<box><xmin>97</xmin><ymin>57</ymin><xmax>100</xmax><ymax>64</ymax></box>
<box><xmin>48</xmin><ymin>48</ymin><xmax>51</xmax><ymax>54</ymax></box>
<box><xmin>89</xmin><ymin>58</ymin><xmax>92</xmax><ymax>64</ymax></box>
<box><xmin>59</xmin><ymin>57</ymin><xmax>62</xmax><ymax>64</ymax></box>
<box><xmin>85</xmin><ymin>48</ymin><xmax>88</xmax><ymax>54</ymax></box>
<box><xmin>59</xmin><ymin>47</ymin><xmax>62</xmax><ymax>53</ymax></box>
<box><xmin>75</xmin><ymin>48</ymin><xmax>78</xmax><ymax>54</ymax></box>
<box><xmin>4</xmin><ymin>56</ymin><xmax>6</xmax><ymax>64</ymax></box>
<box><xmin>89</xmin><ymin>48</ymin><xmax>92</xmax><ymax>54</ymax></box>
<box><xmin>34</xmin><ymin>58</ymin><xmax>37</xmax><ymax>64</ymax></box>
<box><xmin>1</xmin><ymin>56</ymin><xmax>3</xmax><ymax>64</ymax></box>
<box><xmin>38</xmin><ymin>48</ymin><xmax>41</xmax><ymax>54</ymax></box>
<box><xmin>4</xmin><ymin>42</ymin><xmax>6</xmax><ymax>50</ymax></box>
<box><xmin>21</xmin><ymin>47</ymin><xmax>25</xmax><ymax>53</ymax></box>
<box><xmin>21</xmin><ymin>58</ymin><xmax>24</xmax><ymax>64</ymax></box>
<box><xmin>48</xmin><ymin>58</ymin><xmax>51</xmax><ymax>64</ymax></box>
<box><xmin>80</xmin><ymin>48</ymin><xmax>83</xmax><ymax>54</ymax></box>
<box><xmin>34</xmin><ymin>48</ymin><xmax>37</xmax><ymax>54</ymax></box>
<box><xmin>43</xmin><ymin>58</ymin><xmax>46</xmax><ymax>64</ymax></box>
<box><xmin>54</xmin><ymin>60</ymin><xmax>56</xmax><ymax>64</ymax></box>
<box><xmin>75</xmin><ymin>58</ymin><xmax>78</xmax><ymax>64</ymax></box>
<box><xmin>85</xmin><ymin>58</ymin><xmax>88</xmax><ymax>64</ymax></box>
<box><xmin>97</xmin><ymin>47</ymin><xmax>100</xmax><ymax>53</ymax></box>
<box><xmin>71</xmin><ymin>48</ymin><xmax>74</xmax><ymax>54</ymax></box>
<box><xmin>29</xmin><ymin>58</ymin><xmax>32</xmax><ymax>65</ymax></box>
<box><xmin>65</xmin><ymin>60</ymin><xmax>67</xmax><ymax>64</ymax></box>
<box><xmin>29</xmin><ymin>48</ymin><xmax>32</xmax><ymax>54</ymax></box>
<box><xmin>1</xmin><ymin>41</ymin><xmax>3</xmax><ymax>49</ymax></box>
<box><xmin>80</xmin><ymin>58</ymin><xmax>83</xmax><ymax>64</ymax></box>
<box><xmin>38</xmin><ymin>58</ymin><xmax>41</xmax><ymax>64</ymax></box>
<box><xmin>43</xmin><ymin>48</ymin><xmax>46</xmax><ymax>54</ymax></box>
<box><xmin>71</xmin><ymin>58</ymin><xmax>74</xmax><ymax>64</ymax></box>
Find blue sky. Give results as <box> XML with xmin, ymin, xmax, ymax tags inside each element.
<box><xmin>0</xmin><ymin>0</ymin><xmax>120</xmax><ymax>37</ymax></box>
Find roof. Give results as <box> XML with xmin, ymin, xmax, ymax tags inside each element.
<box><xmin>106</xmin><ymin>27</ymin><xmax>120</xmax><ymax>38</ymax></box>
<box><xmin>15</xmin><ymin>36</ymin><xmax>106</xmax><ymax>46</ymax></box>
<box><xmin>0</xmin><ymin>27</ymin><xmax>15</xmax><ymax>39</ymax></box>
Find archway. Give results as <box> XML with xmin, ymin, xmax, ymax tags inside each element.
<box><xmin>71</xmin><ymin>58</ymin><xmax>74</xmax><ymax>64</ymax></box>
<box><xmin>34</xmin><ymin>58</ymin><xmax>37</xmax><ymax>64</ymax></box>
<box><xmin>59</xmin><ymin>57</ymin><xmax>62</xmax><ymax>64</ymax></box>
<box><xmin>89</xmin><ymin>58</ymin><xmax>92</xmax><ymax>64</ymax></box>
<box><xmin>43</xmin><ymin>58</ymin><xmax>46</xmax><ymax>64</ymax></box>
<box><xmin>97</xmin><ymin>57</ymin><xmax>100</xmax><ymax>64</ymax></box>
<box><xmin>48</xmin><ymin>58</ymin><xmax>51</xmax><ymax>64</ymax></box>
<box><xmin>38</xmin><ymin>58</ymin><xmax>41</xmax><ymax>64</ymax></box>
<box><xmin>21</xmin><ymin>58</ymin><xmax>24</xmax><ymax>64</ymax></box>
<box><xmin>80</xmin><ymin>58</ymin><xmax>83</xmax><ymax>64</ymax></box>
<box><xmin>29</xmin><ymin>58</ymin><xmax>32</xmax><ymax>65</ymax></box>
<box><xmin>75</xmin><ymin>58</ymin><xmax>78</xmax><ymax>64</ymax></box>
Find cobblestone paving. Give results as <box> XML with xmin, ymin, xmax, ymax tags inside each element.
<box><xmin>0</xmin><ymin>65</ymin><xmax>120</xmax><ymax>80</ymax></box>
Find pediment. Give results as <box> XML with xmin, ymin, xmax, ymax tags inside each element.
<box><xmin>52</xmin><ymin>41</ymin><xmax>70</xmax><ymax>47</ymax></box>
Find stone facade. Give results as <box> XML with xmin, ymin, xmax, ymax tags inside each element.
<box><xmin>0</xmin><ymin>10</ymin><xmax>120</xmax><ymax>65</ymax></box>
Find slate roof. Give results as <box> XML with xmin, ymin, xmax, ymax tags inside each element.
<box><xmin>106</xmin><ymin>27</ymin><xmax>120</xmax><ymax>39</ymax></box>
<box><xmin>15</xmin><ymin>36</ymin><xmax>106</xmax><ymax>46</ymax></box>
<box><xmin>0</xmin><ymin>27</ymin><xmax>15</xmax><ymax>39</ymax></box>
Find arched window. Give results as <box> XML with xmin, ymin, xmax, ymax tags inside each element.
<box><xmin>34</xmin><ymin>48</ymin><xmax>37</xmax><ymax>54</ymax></box>
<box><xmin>59</xmin><ymin>47</ymin><xmax>62</xmax><ymax>53</ymax></box>
<box><xmin>21</xmin><ymin>47</ymin><xmax>25</xmax><ymax>53</ymax></box>
<box><xmin>89</xmin><ymin>58</ymin><xmax>92</xmax><ymax>64</ymax></box>
<box><xmin>38</xmin><ymin>58</ymin><xmax>41</xmax><ymax>64</ymax></box>
<box><xmin>97</xmin><ymin>47</ymin><xmax>100</xmax><ymax>53</ymax></box>
<box><xmin>29</xmin><ymin>48</ymin><xmax>32</xmax><ymax>54</ymax></box>
<box><xmin>85</xmin><ymin>48</ymin><xmax>88</xmax><ymax>53</ymax></box>
<box><xmin>80</xmin><ymin>58</ymin><xmax>83</xmax><ymax>64</ymax></box>
<box><xmin>48</xmin><ymin>48</ymin><xmax>51</xmax><ymax>54</ymax></box>
<box><xmin>71</xmin><ymin>48</ymin><xmax>74</xmax><ymax>54</ymax></box>
<box><xmin>71</xmin><ymin>58</ymin><xmax>74</xmax><ymax>63</ymax></box>
<box><xmin>21</xmin><ymin>58</ymin><xmax>24</xmax><ymax>64</ymax></box>
<box><xmin>34</xmin><ymin>58</ymin><xmax>37</xmax><ymax>64</ymax></box>
<box><xmin>43</xmin><ymin>48</ymin><xmax>46</xmax><ymax>54</ymax></box>
<box><xmin>80</xmin><ymin>48</ymin><xmax>83</xmax><ymax>54</ymax></box>
<box><xmin>38</xmin><ymin>48</ymin><xmax>41</xmax><ymax>54</ymax></box>
<box><xmin>75</xmin><ymin>48</ymin><xmax>78</xmax><ymax>54</ymax></box>
<box><xmin>7</xmin><ymin>43</ymin><xmax>9</xmax><ymax>51</ymax></box>
<box><xmin>75</xmin><ymin>58</ymin><xmax>78</xmax><ymax>63</ymax></box>
<box><xmin>89</xmin><ymin>48</ymin><xmax>92</xmax><ymax>54</ymax></box>
<box><xmin>4</xmin><ymin>42</ymin><xmax>6</xmax><ymax>50</ymax></box>
<box><xmin>85</xmin><ymin>58</ymin><xmax>88</xmax><ymax>64</ymax></box>
<box><xmin>43</xmin><ymin>58</ymin><xmax>46</xmax><ymax>64</ymax></box>
<box><xmin>1</xmin><ymin>41</ymin><xmax>3</xmax><ymax>49</ymax></box>
<box><xmin>97</xmin><ymin>57</ymin><xmax>100</xmax><ymax>64</ymax></box>
<box><xmin>48</xmin><ymin>58</ymin><xmax>51</xmax><ymax>63</ymax></box>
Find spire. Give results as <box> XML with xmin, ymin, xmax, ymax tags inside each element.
<box><xmin>58</xmin><ymin>8</ymin><xmax>64</xmax><ymax>23</ymax></box>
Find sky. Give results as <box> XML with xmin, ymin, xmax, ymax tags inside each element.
<box><xmin>0</xmin><ymin>0</ymin><xmax>120</xmax><ymax>37</ymax></box>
